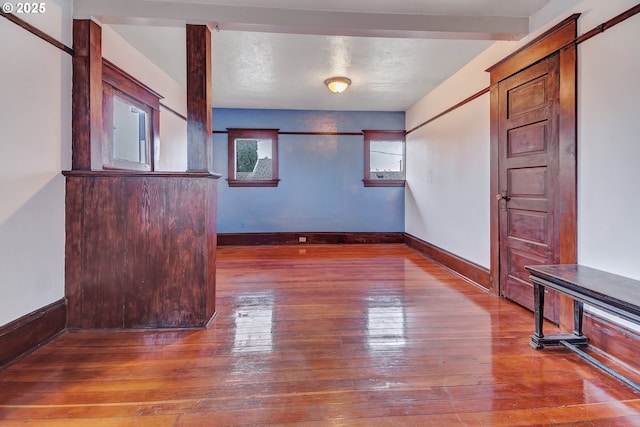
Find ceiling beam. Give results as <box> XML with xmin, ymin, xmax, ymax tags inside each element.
<box><xmin>74</xmin><ymin>0</ymin><xmax>529</xmax><ymax>41</ymax></box>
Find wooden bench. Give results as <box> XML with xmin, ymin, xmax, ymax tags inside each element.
<box><xmin>525</xmin><ymin>264</ymin><xmax>640</xmax><ymax>392</ymax></box>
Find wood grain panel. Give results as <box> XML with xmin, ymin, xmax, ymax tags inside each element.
<box><xmin>186</xmin><ymin>24</ymin><xmax>212</xmax><ymax>172</ymax></box>
<box><xmin>64</xmin><ymin>172</ymin><xmax>219</xmax><ymax>329</ymax></box>
<box><xmin>506</xmin><ymin>229</ymin><xmax>549</xmax><ymax>263</ymax></box>
<box><xmin>508</xmin><ymin>167</ymin><xmax>547</xmax><ymax>198</ymax></box>
<box><xmin>123</xmin><ymin>178</ymin><xmax>209</xmax><ymax>328</ymax></box>
<box><xmin>508</xmin><ymin>251</ymin><xmax>550</xmax><ymax>314</ymax></box>
<box><xmin>508</xmin><ymin>249</ymin><xmax>546</xmax><ymax>285</ymax></box>
<box><xmin>71</xmin><ymin>19</ymin><xmax>102</xmax><ymax>170</ymax></box>
<box><xmin>507</xmin><ymin>249</ymin><xmax>559</xmax><ymax>321</ymax></box>
<box><xmin>509</xmin><ymin>210</ymin><xmax>548</xmax><ymax>244</ymax></box>
<box><xmin>0</xmin><ymin>299</ymin><xmax>66</xmax><ymax>370</ymax></box>
<box><xmin>80</xmin><ymin>176</ymin><xmax>126</xmax><ymax>328</ymax></box>
<box><xmin>557</xmin><ymin>43</ymin><xmax>579</xmax><ymax>332</ymax></box>
<box><xmin>508</xmin><ymin>122</ymin><xmax>547</xmax><ymax>157</ymax></box>
<box><xmin>508</xmin><ymin>77</ymin><xmax>547</xmax><ymax>117</ymax></box>
<box><xmin>64</xmin><ymin>176</ymin><xmax>84</xmax><ymax>328</ymax></box>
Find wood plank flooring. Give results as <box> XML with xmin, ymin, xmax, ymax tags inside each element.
<box><xmin>1</xmin><ymin>244</ymin><xmax>639</xmax><ymax>425</ymax></box>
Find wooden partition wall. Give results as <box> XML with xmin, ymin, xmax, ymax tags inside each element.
<box><xmin>64</xmin><ymin>172</ymin><xmax>218</xmax><ymax>329</ymax></box>
<box><xmin>66</xmin><ymin>20</ymin><xmax>219</xmax><ymax>329</ymax></box>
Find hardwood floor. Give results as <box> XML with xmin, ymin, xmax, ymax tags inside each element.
<box><xmin>1</xmin><ymin>244</ymin><xmax>639</xmax><ymax>425</ymax></box>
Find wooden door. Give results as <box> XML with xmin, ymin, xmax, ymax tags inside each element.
<box><xmin>497</xmin><ymin>54</ymin><xmax>560</xmax><ymax>323</ymax></box>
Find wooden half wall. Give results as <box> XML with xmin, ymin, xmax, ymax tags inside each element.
<box><xmin>64</xmin><ymin>21</ymin><xmax>220</xmax><ymax>329</ymax></box>
<box><xmin>64</xmin><ymin>171</ymin><xmax>219</xmax><ymax>329</ymax></box>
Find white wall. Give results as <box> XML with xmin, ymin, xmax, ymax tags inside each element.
<box><xmin>405</xmin><ymin>0</ymin><xmax>640</xmax><ymax>278</ymax></box>
<box><xmin>578</xmin><ymin>11</ymin><xmax>640</xmax><ymax>280</ymax></box>
<box><xmin>405</xmin><ymin>95</ymin><xmax>491</xmax><ymax>267</ymax></box>
<box><xmin>101</xmin><ymin>25</ymin><xmax>188</xmax><ymax>171</ymax></box>
<box><xmin>405</xmin><ymin>0</ymin><xmax>640</xmax><ymax>326</ymax></box>
<box><xmin>0</xmin><ymin>0</ymin><xmax>72</xmax><ymax>326</ymax></box>
<box><xmin>0</xmin><ymin>7</ymin><xmax>190</xmax><ymax>327</ymax></box>
<box><xmin>577</xmin><ymin>7</ymin><xmax>640</xmax><ymax>331</ymax></box>
<box><xmin>405</xmin><ymin>38</ymin><xmax>514</xmax><ymax>268</ymax></box>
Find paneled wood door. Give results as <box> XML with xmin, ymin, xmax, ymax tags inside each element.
<box><xmin>497</xmin><ymin>54</ymin><xmax>560</xmax><ymax>323</ymax></box>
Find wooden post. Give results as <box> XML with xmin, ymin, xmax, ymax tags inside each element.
<box><xmin>186</xmin><ymin>24</ymin><xmax>213</xmax><ymax>172</ymax></box>
<box><xmin>72</xmin><ymin>19</ymin><xmax>102</xmax><ymax>170</ymax></box>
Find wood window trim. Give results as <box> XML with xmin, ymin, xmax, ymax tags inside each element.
<box><xmin>102</xmin><ymin>59</ymin><xmax>161</xmax><ymax>171</ymax></box>
<box><xmin>103</xmin><ymin>59</ymin><xmax>162</xmax><ymax>109</ymax></box>
<box><xmin>363</xmin><ymin>130</ymin><xmax>406</xmax><ymax>188</ymax></box>
<box><xmin>227</xmin><ymin>128</ymin><xmax>280</xmax><ymax>187</ymax></box>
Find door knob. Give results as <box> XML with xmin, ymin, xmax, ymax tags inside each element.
<box><xmin>496</xmin><ymin>192</ymin><xmax>510</xmax><ymax>201</ymax></box>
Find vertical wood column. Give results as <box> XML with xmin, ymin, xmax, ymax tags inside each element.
<box><xmin>72</xmin><ymin>20</ymin><xmax>102</xmax><ymax>170</ymax></box>
<box><xmin>557</xmin><ymin>40</ymin><xmax>578</xmax><ymax>333</ymax></box>
<box><xmin>186</xmin><ymin>24</ymin><xmax>213</xmax><ymax>172</ymax></box>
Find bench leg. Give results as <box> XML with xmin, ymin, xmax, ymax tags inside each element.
<box><xmin>530</xmin><ymin>282</ymin><xmax>545</xmax><ymax>349</ymax></box>
<box><xmin>573</xmin><ymin>300</ymin><xmax>584</xmax><ymax>336</ymax></box>
<box><xmin>530</xmin><ymin>280</ymin><xmax>588</xmax><ymax>349</ymax></box>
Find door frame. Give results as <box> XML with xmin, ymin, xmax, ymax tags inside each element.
<box><xmin>487</xmin><ymin>14</ymin><xmax>579</xmax><ymax>330</ymax></box>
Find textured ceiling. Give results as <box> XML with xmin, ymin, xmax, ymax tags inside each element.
<box><xmin>79</xmin><ymin>0</ymin><xmax>554</xmax><ymax>111</ymax></box>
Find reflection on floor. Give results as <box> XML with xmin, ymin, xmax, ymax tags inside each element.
<box><xmin>1</xmin><ymin>244</ymin><xmax>639</xmax><ymax>425</ymax></box>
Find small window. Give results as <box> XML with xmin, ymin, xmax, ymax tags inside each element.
<box><xmin>112</xmin><ymin>92</ymin><xmax>151</xmax><ymax>166</ymax></box>
<box><xmin>363</xmin><ymin>130</ymin><xmax>406</xmax><ymax>187</ymax></box>
<box><xmin>227</xmin><ymin>129</ymin><xmax>279</xmax><ymax>187</ymax></box>
<box><xmin>102</xmin><ymin>60</ymin><xmax>161</xmax><ymax>171</ymax></box>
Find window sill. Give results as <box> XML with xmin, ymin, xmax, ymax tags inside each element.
<box><xmin>103</xmin><ymin>163</ymin><xmax>151</xmax><ymax>172</ymax></box>
<box><xmin>64</xmin><ymin>170</ymin><xmax>222</xmax><ymax>179</ymax></box>
<box><xmin>363</xmin><ymin>179</ymin><xmax>406</xmax><ymax>188</ymax></box>
<box><xmin>227</xmin><ymin>179</ymin><xmax>280</xmax><ymax>187</ymax></box>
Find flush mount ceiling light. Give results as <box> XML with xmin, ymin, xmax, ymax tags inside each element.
<box><xmin>324</xmin><ymin>77</ymin><xmax>351</xmax><ymax>94</ymax></box>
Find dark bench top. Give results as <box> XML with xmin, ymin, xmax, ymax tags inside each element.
<box><xmin>525</xmin><ymin>264</ymin><xmax>640</xmax><ymax>323</ymax></box>
<box><xmin>526</xmin><ymin>264</ymin><xmax>640</xmax><ymax>391</ymax></box>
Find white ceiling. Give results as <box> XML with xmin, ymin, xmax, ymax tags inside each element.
<box><xmin>76</xmin><ymin>0</ymin><xmax>553</xmax><ymax>111</ymax></box>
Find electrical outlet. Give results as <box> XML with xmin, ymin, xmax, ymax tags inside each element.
<box><xmin>298</xmin><ymin>236</ymin><xmax>307</xmax><ymax>243</ymax></box>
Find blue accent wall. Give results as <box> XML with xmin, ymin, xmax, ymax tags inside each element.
<box><xmin>213</xmin><ymin>109</ymin><xmax>405</xmax><ymax>233</ymax></box>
